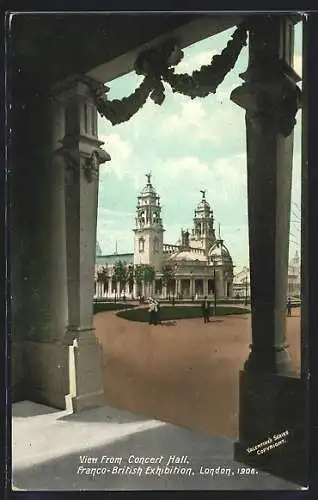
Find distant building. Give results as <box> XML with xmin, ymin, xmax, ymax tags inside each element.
<box><xmin>233</xmin><ymin>266</ymin><xmax>250</xmax><ymax>300</ymax></box>
<box><xmin>287</xmin><ymin>250</ymin><xmax>301</xmax><ymax>298</ymax></box>
<box><xmin>95</xmin><ymin>173</ymin><xmax>234</xmax><ymax>300</ymax></box>
<box><xmin>232</xmin><ymin>250</ymin><xmax>301</xmax><ymax>302</ymax></box>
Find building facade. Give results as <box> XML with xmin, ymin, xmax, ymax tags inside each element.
<box><xmin>232</xmin><ymin>250</ymin><xmax>301</xmax><ymax>302</ymax></box>
<box><xmin>95</xmin><ymin>174</ymin><xmax>234</xmax><ymax>300</ymax></box>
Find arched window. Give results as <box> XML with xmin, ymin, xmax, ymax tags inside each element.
<box><xmin>153</xmin><ymin>237</ymin><xmax>159</xmax><ymax>253</ymax></box>
<box><xmin>139</xmin><ymin>238</ymin><xmax>145</xmax><ymax>252</ymax></box>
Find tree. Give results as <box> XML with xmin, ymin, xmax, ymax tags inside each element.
<box><xmin>133</xmin><ymin>264</ymin><xmax>155</xmax><ymax>298</ymax></box>
<box><xmin>113</xmin><ymin>261</ymin><xmax>127</xmax><ymax>298</ymax></box>
<box><xmin>134</xmin><ymin>264</ymin><xmax>144</xmax><ymax>298</ymax></box>
<box><xmin>143</xmin><ymin>264</ymin><xmax>156</xmax><ymax>297</ymax></box>
<box><xmin>96</xmin><ymin>265</ymin><xmax>109</xmax><ymax>295</ymax></box>
<box><xmin>161</xmin><ymin>264</ymin><xmax>175</xmax><ymax>299</ymax></box>
<box><xmin>127</xmin><ymin>264</ymin><xmax>135</xmax><ymax>295</ymax></box>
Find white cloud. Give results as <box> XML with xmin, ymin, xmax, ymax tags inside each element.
<box><xmin>159</xmin><ymin>156</ymin><xmax>210</xmax><ymax>181</ymax></box>
<box><xmin>155</xmin><ymin>152</ymin><xmax>247</xmax><ymax>205</ymax></box>
<box><xmin>161</xmin><ymin>99</ymin><xmax>221</xmax><ymax>144</ymax></box>
<box><xmin>99</xmin><ymin>133</ymin><xmax>132</xmax><ymax>180</ymax></box>
<box><xmin>160</xmin><ymin>88</ymin><xmax>245</xmax><ymax>146</ymax></box>
<box><xmin>175</xmin><ymin>49</ymin><xmax>217</xmax><ymax>74</ymax></box>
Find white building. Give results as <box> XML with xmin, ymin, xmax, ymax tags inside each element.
<box><xmin>232</xmin><ymin>250</ymin><xmax>301</xmax><ymax>302</ymax></box>
<box><xmin>233</xmin><ymin>266</ymin><xmax>250</xmax><ymax>300</ymax></box>
<box><xmin>287</xmin><ymin>250</ymin><xmax>301</xmax><ymax>298</ymax></box>
<box><xmin>95</xmin><ymin>174</ymin><xmax>234</xmax><ymax>300</ymax></box>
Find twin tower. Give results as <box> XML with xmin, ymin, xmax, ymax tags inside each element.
<box><xmin>133</xmin><ymin>173</ymin><xmax>218</xmax><ymax>271</ymax></box>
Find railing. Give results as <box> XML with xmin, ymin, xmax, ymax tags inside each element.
<box><xmin>163</xmin><ymin>244</ymin><xmax>180</xmax><ymax>254</ymax></box>
<box><xmin>163</xmin><ymin>244</ymin><xmax>205</xmax><ymax>255</ymax></box>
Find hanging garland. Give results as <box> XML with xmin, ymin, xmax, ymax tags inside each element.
<box><xmin>86</xmin><ymin>23</ymin><xmax>248</xmax><ymax>126</ymax></box>
<box><xmin>162</xmin><ymin>24</ymin><xmax>248</xmax><ymax>99</ymax></box>
<box><xmin>87</xmin><ymin>76</ymin><xmax>154</xmax><ymax>126</ymax></box>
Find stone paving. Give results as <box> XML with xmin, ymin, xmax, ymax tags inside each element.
<box><xmin>12</xmin><ymin>401</ymin><xmax>300</xmax><ymax>491</ymax></box>
<box><xmin>11</xmin><ymin>309</ymin><xmax>302</xmax><ymax>491</ymax></box>
<box><xmin>94</xmin><ymin>308</ymin><xmax>301</xmax><ymax>438</ymax></box>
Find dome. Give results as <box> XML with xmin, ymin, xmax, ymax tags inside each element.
<box><xmin>195</xmin><ymin>190</ymin><xmax>212</xmax><ymax>214</ymax></box>
<box><xmin>139</xmin><ymin>172</ymin><xmax>158</xmax><ymax>198</ymax></box>
<box><xmin>169</xmin><ymin>251</ymin><xmax>207</xmax><ymax>262</ymax></box>
<box><xmin>208</xmin><ymin>240</ymin><xmax>232</xmax><ymax>264</ymax></box>
<box><xmin>140</xmin><ymin>183</ymin><xmax>157</xmax><ymax>196</ymax></box>
<box><xmin>196</xmin><ymin>198</ymin><xmax>210</xmax><ymax>211</ymax></box>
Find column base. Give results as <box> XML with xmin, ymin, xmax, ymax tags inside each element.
<box><xmin>244</xmin><ymin>344</ymin><xmax>292</xmax><ymax>374</ymax></box>
<box><xmin>66</xmin><ymin>328</ymin><xmax>105</xmax><ymax>413</ymax></box>
<box><xmin>65</xmin><ymin>390</ymin><xmax>105</xmax><ymax>412</ymax></box>
<box><xmin>234</xmin><ymin>370</ymin><xmax>309</xmax><ymax>487</ymax></box>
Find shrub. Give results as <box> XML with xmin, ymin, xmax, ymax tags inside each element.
<box><xmin>93</xmin><ymin>301</ymin><xmax>136</xmax><ymax>314</ymax></box>
<box><xmin>116</xmin><ymin>305</ymin><xmax>250</xmax><ymax>322</ymax></box>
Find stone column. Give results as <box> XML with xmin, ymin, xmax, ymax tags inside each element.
<box><xmin>203</xmin><ymin>279</ymin><xmax>208</xmax><ymax>297</ymax></box>
<box><xmin>55</xmin><ymin>76</ymin><xmax>111</xmax><ymax>412</ymax></box>
<box><xmin>228</xmin><ymin>281</ymin><xmax>234</xmax><ymax>299</ymax></box>
<box><xmin>231</xmin><ymin>15</ymin><xmax>307</xmax><ymax>485</ymax></box>
<box><xmin>108</xmin><ymin>279</ymin><xmax>112</xmax><ymax>297</ymax></box>
<box><xmin>11</xmin><ymin>87</ymin><xmax>69</xmax><ymax>407</ymax></box>
<box><xmin>175</xmin><ymin>279</ymin><xmax>179</xmax><ymax>298</ymax></box>
<box><xmin>214</xmin><ymin>270</ymin><xmax>222</xmax><ymax>299</ymax></box>
<box><xmin>231</xmin><ymin>16</ymin><xmax>300</xmax><ymax>373</ymax></box>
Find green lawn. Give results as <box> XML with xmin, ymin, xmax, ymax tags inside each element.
<box><xmin>93</xmin><ymin>301</ymin><xmax>136</xmax><ymax>314</ymax></box>
<box><xmin>116</xmin><ymin>305</ymin><xmax>250</xmax><ymax>322</ymax></box>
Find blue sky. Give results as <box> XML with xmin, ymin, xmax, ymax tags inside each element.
<box><xmin>97</xmin><ymin>21</ymin><xmax>302</xmax><ymax>270</ymax></box>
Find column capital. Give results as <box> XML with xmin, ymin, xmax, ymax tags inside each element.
<box><xmin>231</xmin><ymin>17</ymin><xmax>302</xmax><ymax>138</ymax></box>
<box><xmin>55</xmin><ymin>143</ymin><xmax>110</xmax><ymax>184</ymax></box>
<box><xmin>51</xmin><ymin>74</ymin><xmax>107</xmax><ymax>102</ymax></box>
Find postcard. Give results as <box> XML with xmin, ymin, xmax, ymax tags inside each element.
<box><xmin>7</xmin><ymin>10</ymin><xmax>308</xmax><ymax>492</ymax></box>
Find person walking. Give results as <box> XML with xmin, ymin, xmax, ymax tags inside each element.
<box><xmin>153</xmin><ymin>299</ymin><xmax>161</xmax><ymax>325</ymax></box>
<box><xmin>148</xmin><ymin>299</ymin><xmax>155</xmax><ymax>325</ymax></box>
<box><xmin>201</xmin><ymin>296</ymin><xmax>210</xmax><ymax>324</ymax></box>
<box><xmin>287</xmin><ymin>297</ymin><xmax>292</xmax><ymax>317</ymax></box>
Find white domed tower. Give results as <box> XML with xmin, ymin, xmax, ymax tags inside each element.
<box><xmin>133</xmin><ymin>173</ymin><xmax>164</xmax><ymax>271</ymax></box>
<box><xmin>208</xmin><ymin>238</ymin><xmax>234</xmax><ymax>298</ymax></box>
<box><xmin>190</xmin><ymin>190</ymin><xmax>216</xmax><ymax>254</ymax></box>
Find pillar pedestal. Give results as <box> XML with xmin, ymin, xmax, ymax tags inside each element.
<box><xmin>230</xmin><ymin>15</ymin><xmax>307</xmax><ymax>485</ymax></box>
<box><xmin>55</xmin><ymin>75</ymin><xmax>111</xmax><ymax>412</ymax></box>
<box><xmin>65</xmin><ymin>329</ymin><xmax>105</xmax><ymax>412</ymax></box>
<box><xmin>234</xmin><ymin>371</ymin><xmax>308</xmax><ymax>486</ymax></box>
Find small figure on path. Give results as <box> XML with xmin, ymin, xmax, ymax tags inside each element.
<box><xmin>201</xmin><ymin>296</ymin><xmax>210</xmax><ymax>324</ymax></box>
<box><xmin>287</xmin><ymin>297</ymin><xmax>292</xmax><ymax>317</ymax></box>
<box><xmin>148</xmin><ymin>298</ymin><xmax>155</xmax><ymax>325</ymax></box>
<box><xmin>154</xmin><ymin>299</ymin><xmax>161</xmax><ymax>325</ymax></box>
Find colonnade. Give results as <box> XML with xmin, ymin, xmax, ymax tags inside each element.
<box><xmin>94</xmin><ymin>275</ymin><xmax>233</xmax><ymax>299</ymax></box>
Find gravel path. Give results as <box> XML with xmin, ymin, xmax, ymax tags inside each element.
<box><xmin>93</xmin><ymin>309</ymin><xmax>301</xmax><ymax>439</ymax></box>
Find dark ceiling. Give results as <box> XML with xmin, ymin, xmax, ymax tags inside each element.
<box><xmin>8</xmin><ymin>13</ymin><xmax>202</xmax><ymax>89</ymax></box>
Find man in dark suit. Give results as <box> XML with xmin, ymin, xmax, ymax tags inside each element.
<box><xmin>287</xmin><ymin>297</ymin><xmax>292</xmax><ymax>317</ymax></box>
<box><xmin>201</xmin><ymin>296</ymin><xmax>210</xmax><ymax>323</ymax></box>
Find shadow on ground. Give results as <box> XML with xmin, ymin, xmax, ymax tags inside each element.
<box><xmin>58</xmin><ymin>405</ymin><xmax>151</xmax><ymax>424</ymax></box>
<box><xmin>12</xmin><ymin>402</ymin><xmax>61</xmax><ymax>418</ymax></box>
<box><xmin>13</xmin><ymin>421</ymin><xmax>298</xmax><ymax>491</ymax></box>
